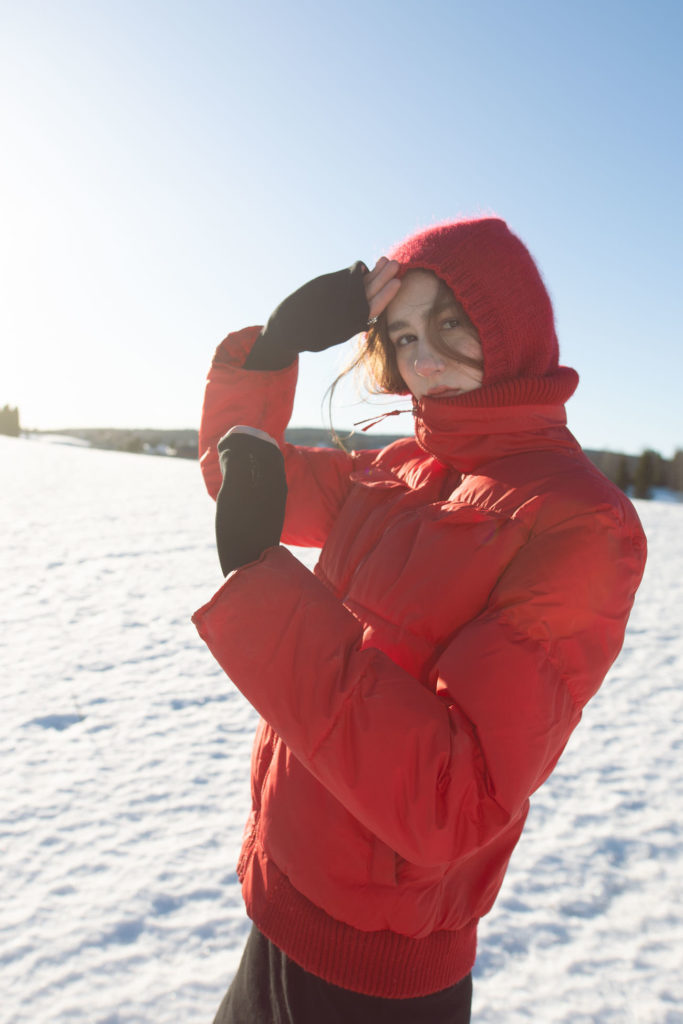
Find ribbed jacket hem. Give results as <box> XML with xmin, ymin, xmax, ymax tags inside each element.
<box><xmin>249</xmin><ymin>871</ymin><xmax>478</xmax><ymax>1000</ymax></box>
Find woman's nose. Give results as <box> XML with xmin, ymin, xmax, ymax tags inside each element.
<box><xmin>413</xmin><ymin>340</ymin><xmax>445</xmax><ymax>377</ymax></box>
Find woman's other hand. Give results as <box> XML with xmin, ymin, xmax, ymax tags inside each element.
<box><xmin>215</xmin><ymin>426</ymin><xmax>288</xmax><ymax>575</ymax></box>
<box><xmin>364</xmin><ymin>257</ymin><xmax>401</xmax><ymax>321</ymax></box>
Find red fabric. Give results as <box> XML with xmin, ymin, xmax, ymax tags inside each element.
<box><xmin>192</xmin><ymin>328</ymin><xmax>647</xmax><ymax>998</ymax></box>
<box><xmin>416</xmin><ymin>367</ymin><xmax>579</xmax><ymax>409</ymax></box>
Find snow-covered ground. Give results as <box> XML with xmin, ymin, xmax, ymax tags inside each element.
<box><xmin>2</xmin><ymin>435</ymin><xmax>681</xmax><ymax>1023</ymax></box>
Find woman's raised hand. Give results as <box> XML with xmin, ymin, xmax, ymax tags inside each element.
<box><xmin>243</xmin><ymin>263</ymin><xmax>372</xmax><ymax>371</ymax></box>
<box><xmin>364</xmin><ymin>258</ymin><xmax>402</xmax><ymax>321</ymax></box>
<box><xmin>242</xmin><ymin>259</ymin><xmax>403</xmax><ymax>372</ymax></box>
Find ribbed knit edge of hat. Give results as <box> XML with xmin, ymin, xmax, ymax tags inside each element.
<box><xmin>416</xmin><ymin>367</ymin><xmax>579</xmax><ymax>409</ymax></box>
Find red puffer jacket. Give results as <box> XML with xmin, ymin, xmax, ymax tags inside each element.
<box><xmin>192</xmin><ymin>327</ymin><xmax>647</xmax><ymax>998</ymax></box>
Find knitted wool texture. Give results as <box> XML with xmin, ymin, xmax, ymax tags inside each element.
<box><xmin>388</xmin><ymin>217</ymin><xmax>561</xmax><ymax>386</ymax></box>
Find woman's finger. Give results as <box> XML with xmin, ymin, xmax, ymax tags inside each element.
<box><xmin>368</xmin><ymin>276</ymin><xmax>402</xmax><ymax>320</ymax></box>
<box><xmin>364</xmin><ymin>256</ymin><xmax>388</xmax><ymax>283</ymax></box>
<box><xmin>364</xmin><ymin>258</ymin><xmax>400</xmax><ymax>300</ymax></box>
<box><xmin>365</xmin><ymin>257</ymin><xmax>398</xmax><ymax>287</ymax></box>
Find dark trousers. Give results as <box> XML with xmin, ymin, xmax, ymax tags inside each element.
<box><xmin>213</xmin><ymin>925</ymin><xmax>472</xmax><ymax>1024</ymax></box>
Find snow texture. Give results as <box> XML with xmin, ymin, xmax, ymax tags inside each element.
<box><xmin>2</xmin><ymin>435</ymin><xmax>681</xmax><ymax>1023</ymax></box>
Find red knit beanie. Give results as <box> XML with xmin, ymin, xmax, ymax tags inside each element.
<box><xmin>388</xmin><ymin>217</ymin><xmax>563</xmax><ymax>386</ymax></box>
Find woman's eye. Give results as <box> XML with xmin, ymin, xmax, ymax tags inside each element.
<box><xmin>393</xmin><ymin>334</ymin><xmax>417</xmax><ymax>348</ymax></box>
<box><xmin>441</xmin><ymin>318</ymin><xmax>461</xmax><ymax>331</ymax></box>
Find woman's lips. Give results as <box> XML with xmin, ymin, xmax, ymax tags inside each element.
<box><xmin>426</xmin><ymin>387</ymin><xmax>462</xmax><ymax>397</ymax></box>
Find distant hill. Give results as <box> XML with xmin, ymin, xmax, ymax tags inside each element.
<box><xmin>25</xmin><ymin>426</ymin><xmax>683</xmax><ymax>497</ymax></box>
<box><xmin>26</xmin><ymin>425</ymin><xmax>410</xmax><ymax>457</ymax></box>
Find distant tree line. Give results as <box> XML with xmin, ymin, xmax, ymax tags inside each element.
<box><xmin>0</xmin><ymin>405</ymin><xmax>20</xmax><ymax>437</ymax></box>
<box><xmin>14</xmin><ymin>417</ymin><xmax>683</xmax><ymax>501</ymax></box>
<box><xmin>586</xmin><ymin>448</ymin><xmax>683</xmax><ymax>500</ymax></box>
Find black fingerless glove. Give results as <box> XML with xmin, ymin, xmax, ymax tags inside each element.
<box><xmin>215</xmin><ymin>432</ymin><xmax>288</xmax><ymax>575</ymax></box>
<box><xmin>243</xmin><ymin>261</ymin><xmax>370</xmax><ymax>371</ymax></box>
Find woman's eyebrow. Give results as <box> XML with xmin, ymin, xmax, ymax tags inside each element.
<box><xmin>433</xmin><ymin>298</ymin><xmax>464</xmax><ymax>315</ymax></box>
<box><xmin>387</xmin><ymin>317</ymin><xmax>411</xmax><ymax>332</ymax></box>
<box><xmin>388</xmin><ymin>305</ymin><xmax>439</xmax><ymax>332</ymax></box>
<box><xmin>434</xmin><ymin>299</ymin><xmax>475</xmax><ymax>326</ymax></box>
<box><xmin>389</xmin><ymin>304</ymin><xmax>465</xmax><ymax>331</ymax></box>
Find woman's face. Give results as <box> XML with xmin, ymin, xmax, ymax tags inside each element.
<box><xmin>385</xmin><ymin>271</ymin><xmax>484</xmax><ymax>400</ymax></box>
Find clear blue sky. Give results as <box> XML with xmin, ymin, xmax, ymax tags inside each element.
<box><xmin>2</xmin><ymin>0</ymin><xmax>681</xmax><ymax>456</ymax></box>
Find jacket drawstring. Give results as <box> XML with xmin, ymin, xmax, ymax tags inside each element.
<box><xmin>353</xmin><ymin>407</ymin><xmax>413</xmax><ymax>433</ymax></box>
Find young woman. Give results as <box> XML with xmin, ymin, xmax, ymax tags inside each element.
<box><xmin>192</xmin><ymin>217</ymin><xmax>647</xmax><ymax>1023</ymax></box>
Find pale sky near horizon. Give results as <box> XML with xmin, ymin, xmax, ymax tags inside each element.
<box><xmin>1</xmin><ymin>0</ymin><xmax>681</xmax><ymax>456</ymax></box>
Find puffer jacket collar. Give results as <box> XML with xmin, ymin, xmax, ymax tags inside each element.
<box><xmin>414</xmin><ymin>396</ymin><xmax>581</xmax><ymax>474</ymax></box>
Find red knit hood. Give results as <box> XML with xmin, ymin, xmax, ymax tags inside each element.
<box><xmin>388</xmin><ymin>216</ymin><xmax>578</xmax><ymax>394</ymax></box>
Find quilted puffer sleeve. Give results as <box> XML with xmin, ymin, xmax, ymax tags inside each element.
<box><xmin>192</xmin><ymin>509</ymin><xmax>646</xmax><ymax>867</ymax></box>
<box><xmin>199</xmin><ymin>327</ymin><xmax>374</xmax><ymax>548</ymax></box>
